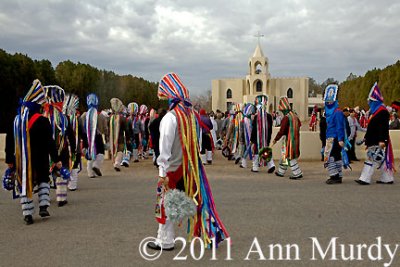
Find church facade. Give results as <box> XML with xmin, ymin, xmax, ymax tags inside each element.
<box><xmin>211</xmin><ymin>43</ymin><xmax>309</xmax><ymax>121</ymax></box>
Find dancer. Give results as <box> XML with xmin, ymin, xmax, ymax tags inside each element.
<box><xmin>80</xmin><ymin>94</ymin><xmax>107</xmax><ymax>178</ymax></box>
<box><xmin>139</xmin><ymin>104</ymin><xmax>150</xmax><ymax>159</ymax></box>
<box><xmin>355</xmin><ymin>82</ymin><xmax>394</xmax><ymax>185</ymax></box>
<box><xmin>239</xmin><ymin>103</ymin><xmax>255</xmax><ymax>168</ymax></box>
<box><xmin>199</xmin><ymin>109</ymin><xmax>214</xmax><ymax>165</ymax></box>
<box><xmin>148</xmin><ymin>73</ymin><xmax>229</xmax><ymax>250</ymax></box>
<box><xmin>323</xmin><ymin>84</ymin><xmax>346</xmax><ymax>184</ymax></box>
<box><xmin>272</xmin><ymin>97</ymin><xmax>303</xmax><ymax>179</ymax></box>
<box><xmin>127</xmin><ymin>102</ymin><xmax>142</xmax><ymax>163</ymax></box>
<box><xmin>109</xmin><ymin>98</ymin><xmax>129</xmax><ymax>171</ymax></box>
<box><xmin>12</xmin><ymin>80</ymin><xmax>62</xmax><ymax>224</ymax></box>
<box><xmin>250</xmin><ymin>95</ymin><xmax>275</xmax><ymax>173</ymax></box>
<box><xmin>44</xmin><ymin>85</ymin><xmax>76</xmax><ymax>207</ymax></box>
<box><xmin>63</xmin><ymin>93</ymin><xmax>81</xmax><ymax>191</ymax></box>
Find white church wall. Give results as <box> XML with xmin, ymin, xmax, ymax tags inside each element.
<box><xmin>212</xmin><ymin>78</ymin><xmax>244</xmax><ymax>112</ymax></box>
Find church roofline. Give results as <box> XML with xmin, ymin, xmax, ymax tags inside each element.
<box><xmin>270</xmin><ymin>76</ymin><xmax>309</xmax><ymax>80</ymax></box>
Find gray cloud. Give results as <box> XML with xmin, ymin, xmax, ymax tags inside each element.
<box><xmin>1</xmin><ymin>0</ymin><xmax>399</xmax><ymax>95</ymax></box>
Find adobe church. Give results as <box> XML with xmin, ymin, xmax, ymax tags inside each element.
<box><xmin>211</xmin><ymin>43</ymin><xmax>309</xmax><ymax>121</ymax></box>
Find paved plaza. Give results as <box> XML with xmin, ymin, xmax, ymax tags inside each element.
<box><xmin>1</xmin><ymin>154</ymin><xmax>399</xmax><ymax>267</ymax></box>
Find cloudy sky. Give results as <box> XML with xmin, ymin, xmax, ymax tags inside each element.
<box><xmin>0</xmin><ymin>0</ymin><xmax>399</xmax><ymax>95</ymax></box>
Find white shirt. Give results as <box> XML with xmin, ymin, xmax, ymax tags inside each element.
<box><xmin>157</xmin><ymin>111</ymin><xmax>182</xmax><ymax>177</ymax></box>
<box><xmin>210</xmin><ymin>117</ymin><xmax>218</xmax><ymax>146</ymax></box>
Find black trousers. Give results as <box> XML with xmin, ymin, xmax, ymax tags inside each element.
<box><xmin>348</xmin><ymin>138</ymin><xmax>357</xmax><ymax>160</ymax></box>
<box><xmin>201</xmin><ymin>133</ymin><xmax>212</xmax><ymax>154</ymax></box>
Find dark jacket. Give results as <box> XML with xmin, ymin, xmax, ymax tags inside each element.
<box><xmin>200</xmin><ymin>115</ymin><xmax>213</xmax><ymax>133</ymax></box>
<box><xmin>251</xmin><ymin>113</ymin><xmax>273</xmax><ymax>146</ymax></box>
<box><xmin>29</xmin><ymin>114</ymin><xmax>59</xmax><ymax>184</ymax></box>
<box><xmin>365</xmin><ymin>109</ymin><xmax>390</xmax><ymax>147</ymax></box>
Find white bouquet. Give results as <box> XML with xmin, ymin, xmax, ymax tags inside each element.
<box><xmin>164</xmin><ymin>189</ymin><xmax>197</xmax><ymax>223</ymax></box>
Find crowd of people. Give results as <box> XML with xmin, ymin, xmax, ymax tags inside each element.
<box><xmin>1</xmin><ymin>76</ymin><xmax>397</xmax><ymax>251</ymax></box>
<box><xmin>3</xmin><ymin>74</ymin><xmax>230</xmax><ymax>251</ymax></box>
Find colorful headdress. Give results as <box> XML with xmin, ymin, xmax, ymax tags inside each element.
<box><xmin>110</xmin><ymin>98</ymin><xmax>124</xmax><ymax>113</ymax></box>
<box><xmin>63</xmin><ymin>94</ymin><xmax>80</xmax><ymax>152</ymax></box>
<box><xmin>243</xmin><ymin>103</ymin><xmax>255</xmax><ymax>117</ymax></box>
<box><xmin>127</xmin><ymin>102</ymin><xmax>139</xmax><ymax>115</ymax></box>
<box><xmin>278</xmin><ymin>96</ymin><xmax>291</xmax><ymax>112</ymax></box>
<box><xmin>158</xmin><ymin>73</ymin><xmax>191</xmax><ymax>109</ymax></box>
<box><xmin>87</xmin><ymin>93</ymin><xmax>99</xmax><ymax>108</ymax></box>
<box><xmin>86</xmin><ymin>93</ymin><xmax>99</xmax><ymax>160</ymax></box>
<box><xmin>157</xmin><ymin>72</ymin><xmax>229</xmax><ymax>246</ymax></box>
<box><xmin>368</xmin><ymin>82</ymin><xmax>384</xmax><ymax>102</ymax></box>
<box><xmin>235</xmin><ymin>103</ymin><xmax>243</xmax><ymax>113</ymax></box>
<box><xmin>63</xmin><ymin>94</ymin><xmax>79</xmax><ymax>117</ymax></box>
<box><xmin>255</xmin><ymin>95</ymin><xmax>268</xmax><ymax>107</ymax></box>
<box><xmin>109</xmin><ymin>98</ymin><xmax>123</xmax><ymax>159</ymax></box>
<box><xmin>14</xmin><ymin>79</ymin><xmax>47</xmax><ymax>198</ymax></box>
<box><xmin>139</xmin><ymin>104</ymin><xmax>148</xmax><ymax>115</ymax></box>
<box><xmin>323</xmin><ymin>84</ymin><xmax>338</xmax><ymax>102</ymax></box>
<box><xmin>44</xmin><ymin>85</ymin><xmax>67</xmax><ymax>156</ymax></box>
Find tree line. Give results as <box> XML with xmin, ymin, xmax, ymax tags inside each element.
<box><xmin>309</xmin><ymin>60</ymin><xmax>400</xmax><ymax>110</ymax></box>
<box><xmin>338</xmin><ymin>60</ymin><xmax>400</xmax><ymax>109</ymax></box>
<box><xmin>0</xmin><ymin>49</ymin><xmax>163</xmax><ymax>133</ymax></box>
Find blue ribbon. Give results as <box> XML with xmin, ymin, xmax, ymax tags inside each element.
<box><xmin>16</xmin><ymin>98</ymin><xmax>41</xmax><ymax>115</ymax></box>
<box><xmin>168</xmin><ymin>97</ymin><xmax>192</xmax><ymax>110</ymax></box>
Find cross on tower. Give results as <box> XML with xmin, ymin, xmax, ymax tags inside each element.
<box><xmin>254</xmin><ymin>31</ymin><xmax>264</xmax><ymax>44</ymax></box>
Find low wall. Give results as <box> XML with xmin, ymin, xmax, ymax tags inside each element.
<box><xmin>1</xmin><ymin>130</ymin><xmax>400</xmax><ymax>161</ymax></box>
<box><xmin>269</xmin><ymin>128</ymin><xmax>400</xmax><ymax>161</ymax></box>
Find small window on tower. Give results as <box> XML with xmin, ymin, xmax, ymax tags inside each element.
<box><xmin>227</xmin><ymin>89</ymin><xmax>232</xmax><ymax>99</ymax></box>
<box><xmin>256</xmin><ymin>80</ymin><xmax>262</xmax><ymax>92</ymax></box>
<box><xmin>287</xmin><ymin>88</ymin><xmax>293</xmax><ymax>98</ymax></box>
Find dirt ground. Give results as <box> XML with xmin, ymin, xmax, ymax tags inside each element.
<box><xmin>0</xmin><ymin>153</ymin><xmax>399</xmax><ymax>267</ymax></box>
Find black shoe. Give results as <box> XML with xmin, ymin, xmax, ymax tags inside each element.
<box><xmin>275</xmin><ymin>172</ymin><xmax>284</xmax><ymax>177</ymax></box>
<box><xmin>58</xmin><ymin>200</ymin><xmax>68</xmax><ymax>207</ymax></box>
<box><xmin>268</xmin><ymin>166</ymin><xmax>276</xmax><ymax>173</ymax></box>
<box><xmin>376</xmin><ymin>181</ymin><xmax>394</xmax><ymax>184</ymax></box>
<box><xmin>89</xmin><ymin>175</ymin><xmax>96</xmax><ymax>178</ymax></box>
<box><xmin>239</xmin><ymin>164</ymin><xmax>245</xmax><ymax>168</ymax></box>
<box><xmin>68</xmin><ymin>188</ymin><xmax>77</xmax><ymax>191</ymax></box>
<box><xmin>326</xmin><ymin>178</ymin><xmax>342</xmax><ymax>184</ymax></box>
<box><xmin>122</xmin><ymin>162</ymin><xmax>129</xmax><ymax>167</ymax></box>
<box><xmin>39</xmin><ymin>206</ymin><xmax>50</xmax><ymax>217</ymax></box>
<box><xmin>354</xmin><ymin>179</ymin><xmax>369</xmax><ymax>185</ymax></box>
<box><xmin>147</xmin><ymin>241</ymin><xmax>174</xmax><ymax>251</ymax></box>
<box><xmin>235</xmin><ymin>157</ymin><xmax>241</xmax><ymax>164</ymax></box>
<box><xmin>114</xmin><ymin>167</ymin><xmax>121</xmax><ymax>172</ymax></box>
<box><xmin>92</xmin><ymin>167</ymin><xmax>102</xmax><ymax>176</ymax></box>
<box><xmin>290</xmin><ymin>174</ymin><xmax>303</xmax><ymax>180</ymax></box>
<box><xmin>24</xmin><ymin>215</ymin><xmax>33</xmax><ymax>225</ymax></box>
<box><xmin>251</xmin><ymin>169</ymin><xmax>258</xmax><ymax>173</ymax></box>
<box><xmin>207</xmin><ymin>160</ymin><xmax>212</xmax><ymax>165</ymax></box>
